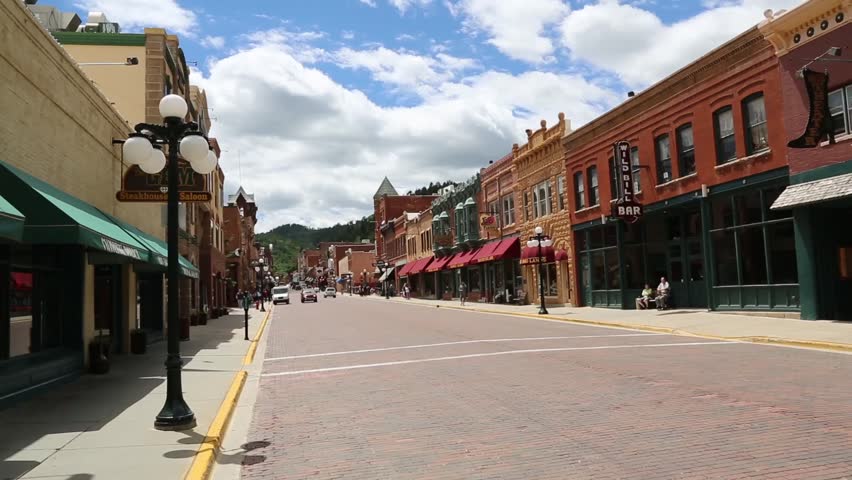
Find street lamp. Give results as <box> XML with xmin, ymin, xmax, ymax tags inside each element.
<box><xmin>121</xmin><ymin>94</ymin><xmax>218</xmax><ymax>431</ymax></box>
<box><xmin>362</xmin><ymin>268</ymin><xmax>368</xmax><ymax>296</ymax></box>
<box><xmin>527</xmin><ymin>226</ymin><xmax>553</xmax><ymax>315</ymax></box>
<box><xmin>253</xmin><ymin>264</ymin><xmax>265</xmax><ymax>312</ymax></box>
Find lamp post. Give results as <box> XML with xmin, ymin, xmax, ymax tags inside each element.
<box><xmin>121</xmin><ymin>94</ymin><xmax>218</xmax><ymax>431</ymax></box>
<box><xmin>253</xmin><ymin>263</ymin><xmax>265</xmax><ymax>312</ymax></box>
<box><xmin>362</xmin><ymin>269</ymin><xmax>368</xmax><ymax>295</ymax></box>
<box><xmin>527</xmin><ymin>226</ymin><xmax>553</xmax><ymax>315</ymax></box>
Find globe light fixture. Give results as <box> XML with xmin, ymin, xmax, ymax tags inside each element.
<box><xmin>122</xmin><ymin>134</ymin><xmax>153</xmax><ymax>165</ymax></box>
<box><xmin>159</xmin><ymin>94</ymin><xmax>188</xmax><ymax>119</ymax></box>
<box><xmin>529</xmin><ymin>226</ymin><xmax>550</xmax><ymax>315</ymax></box>
<box><xmin>140</xmin><ymin>147</ymin><xmax>166</xmax><ymax>174</ymax></box>
<box><xmin>179</xmin><ymin>133</ymin><xmax>209</xmax><ymax>164</ymax></box>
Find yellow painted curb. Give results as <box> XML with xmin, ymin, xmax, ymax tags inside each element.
<box><xmin>243</xmin><ymin>306</ymin><xmax>272</xmax><ymax>366</ymax></box>
<box><xmin>184</xmin><ymin>370</ymin><xmax>248</xmax><ymax>480</ymax></box>
<box><xmin>425</xmin><ymin>302</ymin><xmax>852</xmax><ymax>354</ymax></box>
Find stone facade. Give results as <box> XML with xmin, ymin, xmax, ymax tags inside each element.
<box><xmin>514</xmin><ymin>114</ymin><xmax>575</xmax><ymax>306</ymax></box>
<box><xmin>223</xmin><ymin>188</ymin><xmax>258</xmax><ymax>303</ymax></box>
<box><xmin>480</xmin><ymin>152</ymin><xmax>518</xmax><ymax>242</ymax></box>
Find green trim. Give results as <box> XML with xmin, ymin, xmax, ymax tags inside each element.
<box><xmin>644</xmin><ymin>191</ymin><xmax>701</xmax><ymax>213</ymax></box>
<box><xmin>51</xmin><ymin>32</ymin><xmax>146</xmax><ymax>46</ymax></box>
<box><xmin>790</xmin><ymin>159</ymin><xmax>852</xmax><ymax>185</ymax></box>
<box><xmin>0</xmin><ymin>160</ymin><xmax>149</xmax><ymax>262</ymax></box>
<box><xmin>708</xmin><ymin>167</ymin><xmax>789</xmax><ymax>196</ymax></box>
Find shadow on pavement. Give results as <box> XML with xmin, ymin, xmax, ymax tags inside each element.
<box><xmin>0</xmin><ymin>310</ymin><xmax>253</xmax><ymax>479</ymax></box>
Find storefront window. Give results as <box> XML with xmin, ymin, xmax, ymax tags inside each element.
<box><xmin>739</xmin><ymin>227</ymin><xmax>768</xmax><ymax>284</ymax></box>
<box><xmin>606</xmin><ymin>250</ymin><xmax>620</xmax><ymax>289</ymax></box>
<box><xmin>9</xmin><ymin>271</ymin><xmax>33</xmax><ymax>357</ymax></box>
<box><xmin>468</xmin><ymin>267</ymin><xmax>481</xmax><ymax>292</ymax></box>
<box><xmin>546</xmin><ymin>263</ymin><xmax>558</xmax><ymax>296</ymax></box>
<box><xmin>769</xmin><ymin>223</ymin><xmax>797</xmax><ymax>284</ymax></box>
<box><xmin>735</xmin><ymin>191</ymin><xmax>762</xmax><ymax>226</ymax></box>
<box><xmin>591</xmin><ymin>252</ymin><xmax>605</xmax><ymax>290</ymax></box>
<box><xmin>623</xmin><ymin>245</ymin><xmax>645</xmax><ymax>288</ymax></box>
<box><xmin>712</xmin><ymin>230</ymin><xmax>738</xmax><ymax>286</ymax></box>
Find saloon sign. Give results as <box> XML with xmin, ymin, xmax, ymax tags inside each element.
<box><xmin>612</xmin><ymin>141</ymin><xmax>643</xmax><ymax>223</ymax></box>
<box><xmin>116</xmin><ymin>160</ymin><xmax>212</xmax><ymax>202</ymax></box>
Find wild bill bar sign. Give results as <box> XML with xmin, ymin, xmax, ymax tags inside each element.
<box><xmin>612</xmin><ymin>141</ymin><xmax>642</xmax><ymax>223</ymax></box>
<box><xmin>116</xmin><ymin>160</ymin><xmax>212</xmax><ymax>202</ymax></box>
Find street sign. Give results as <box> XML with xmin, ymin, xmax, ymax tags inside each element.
<box><xmin>116</xmin><ymin>161</ymin><xmax>211</xmax><ymax>203</ymax></box>
<box><xmin>612</xmin><ymin>141</ymin><xmax>643</xmax><ymax>223</ymax></box>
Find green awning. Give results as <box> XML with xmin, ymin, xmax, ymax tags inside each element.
<box><xmin>104</xmin><ymin>214</ymin><xmax>200</xmax><ymax>279</ymax></box>
<box><xmin>0</xmin><ymin>193</ymin><xmax>25</xmax><ymax>242</ymax></box>
<box><xmin>0</xmin><ymin>161</ymin><xmax>149</xmax><ymax>262</ymax></box>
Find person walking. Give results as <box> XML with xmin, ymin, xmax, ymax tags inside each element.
<box><xmin>459</xmin><ymin>281</ymin><xmax>468</xmax><ymax>306</ymax></box>
<box><xmin>403</xmin><ymin>282</ymin><xmax>410</xmax><ymax>300</ymax></box>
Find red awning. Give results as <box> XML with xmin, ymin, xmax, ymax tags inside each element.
<box><xmin>469</xmin><ymin>239</ymin><xmax>501</xmax><ymax>264</ymax></box>
<box><xmin>398</xmin><ymin>261</ymin><xmax>416</xmax><ymax>277</ymax></box>
<box><xmin>408</xmin><ymin>256</ymin><xmax>434</xmax><ymax>275</ymax></box>
<box><xmin>555</xmin><ymin>249</ymin><xmax>569</xmax><ymax>261</ymax></box>
<box><xmin>448</xmin><ymin>248</ymin><xmax>481</xmax><ymax>269</ymax></box>
<box><xmin>425</xmin><ymin>254</ymin><xmax>453</xmax><ymax>273</ymax></box>
<box><xmin>475</xmin><ymin>237</ymin><xmax>520</xmax><ymax>264</ymax></box>
<box><xmin>520</xmin><ymin>245</ymin><xmax>555</xmax><ymax>265</ymax></box>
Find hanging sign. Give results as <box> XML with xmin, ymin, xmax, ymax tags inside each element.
<box><xmin>480</xmin><ymin>214</ymin><xmax>498</xmax><ymax>231</ymax></box>
<box><xmin>116</xmin><ymin>161</ymin><xmax>211</xmax><ymax>202</ymax></box>
<box><xmin>788</xmin><ymin>69</ymin><xmax>835</xmax><ymax>148</ymax></box>
<box><xmin>612</xmin><ymin>141</ymin><xmax>642</xmax><ymax>223</ymax></box>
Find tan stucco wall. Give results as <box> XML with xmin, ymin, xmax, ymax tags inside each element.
<box><xmin>62</xmin><ymin>44</ymin><xmax>147</xmax><ymax>126</ymax></box>
<box><xmin>0</xmin><ymin>1</ymin><xmax>165</xmax><ymax>238</ymax></box>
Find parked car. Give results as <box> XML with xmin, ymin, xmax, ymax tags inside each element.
<box><xmin>301</xmin><ymin>288</ymin><xmax>318</xmax><ymax>303</ymax></box>
<box><xmin>324</xmin><ymin>287</ymin><xmax>336</xmax><ymax>298</ymax></box>
<box><xmin>272</xmin><ymin>286</ymin><xmax>289</xmax><ymax>305</ymax></box>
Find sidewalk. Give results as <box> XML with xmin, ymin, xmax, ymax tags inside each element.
<box><xmin>0</xmin><ymin>307</ymin><xmax>269</xmax><ymax>480</ymax></box>
<box><xmin>365</xmin><ymin>295</ymin><xmax>852</xmax><ymax>351</ymax></box>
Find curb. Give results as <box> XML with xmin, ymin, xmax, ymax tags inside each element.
<box><xmin>377</xmin><ymin>297</ymin><xmax>852</xmax><ymax>354</ymax></box>
<box><xmin>244</xmin><ymin>306</ymin><xmax>272</xmax><ymax>365</ymax></box>
<box><xmin>185</xmin><ymin>306</ymin><xmax>273</xmax><ymax>480</ymax></box>
<box><xmin>184</xmin><ymin>370</ymin><xmax>247</xmax><ymax>480</ymax></box>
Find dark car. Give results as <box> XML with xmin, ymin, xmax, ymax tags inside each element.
<box><xmin>300</xmin><ymin>288</ymin><xmax>318</xmax><ymax>303</ymax></box>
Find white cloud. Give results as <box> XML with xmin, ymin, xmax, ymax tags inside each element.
<box><xmin>559</xmin><ymin>0</ymin><xmax>802</xmax><ymax>87</ymax></box>
<box><xmin>448</xmin><ymin>0</ymin><xmax>570</xmax><ymax>63</ymax></box>
<box><xmin>389</xmin><ymin>0</ymin><xmax>433</xmax><ymax>14</ymax></box>
<box><xmin>244</xmin><ymin>28</ymin><xmax>329</xmax><ymax>63</ymax></box>
<box><xmin>360</xmin><ymin>0</ymin><xmax>377</xmax><ymax>6</ymax></box>
<box><xmin>199</xmin><ymin>40</ymin><xmax>617</xmax><ymax>230</ymax></box>
<box><xmin>73</xmin><ymin>0</ymin><xmax>197</xmax><ymax>36</ymax></box>
<box><xmin>200</xmin><ymin>35</ymin><xmax>225</xmax><ymax>49</ymax></box>
<box><xmin>342</xmin><ymin>30</ymin><xmax>355</xmax><ymax>40</ymax></box>
<box><xmin>334</xmin><ymin>47</ymin><xmax>479</xmax><ymax>94</ymax></box>
<box><xmin>396</xmin><ymin>33</ymin><xmax>417</xmax><ymax>41</ymax></box>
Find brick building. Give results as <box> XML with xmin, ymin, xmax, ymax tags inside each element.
<box><xmin>514</xmin><ymin>114</ymin><xmax>574</xmax><ymax>307</ymax></box>
<box><xmin>474</xmin><ymin>152</ymin><xmax>523</xmax><ymax>303</ymax></box>
<box><xmin>223</xmin><ymin>187</ymin><xmax>258</xmax><ymax>304</ymax></box>
<box><xmin>760</xmin><ymin>0</ymin><xmax>852</xmax><ymax>319</ymax></box>
<box><xmin>564</xmin><ymin>26</ymin><xmax>791</xmax><ymax>312</ymax></box>
<box><xmin>373</xmin><ymin>178</ymin><xmax>437</xmax><ymax>261</ymax></box>
<box><xmin>338</xmin><ymin>250</ymin><xmax>378</xmax><ymax>293</ymax></box>
<box><xmin>398</xmin><ymin>209</ymin><xmax>435</xmax><ymax>297</ymax></box>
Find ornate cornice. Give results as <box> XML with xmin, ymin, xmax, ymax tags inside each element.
<box><xmin>758</xmin><ymin>0</ymin><xmax>850</xmax><ymax>56</ymax></box>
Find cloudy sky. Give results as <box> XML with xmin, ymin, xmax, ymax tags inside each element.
<box><xmin>56</xmin><ymin>0</ymin><xmax>801</xmax><ymax>231</ymax></box>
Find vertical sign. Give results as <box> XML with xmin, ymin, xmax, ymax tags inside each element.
<box><xmin>613</xmin><ymin>141</ymin><xmax>643</xmax><ymax>223</ymax></box>
<box><xmin>788</xmin><ymin>69</ymin><xmax>835</xmax><ymax>148</ymax></box>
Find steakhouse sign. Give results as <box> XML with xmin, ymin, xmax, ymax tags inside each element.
<box><xmin>612</xmin><ymin>141</ymin><xmax>642</xmax><ymax>223</ymax></box>
<box><xmin>116</xmin><ymin>161</ymin><xmax>212</xmax><ymax>203</ymax></box>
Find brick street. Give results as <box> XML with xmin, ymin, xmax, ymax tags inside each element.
<box><xmin>240</xmin><ymin>298</ymin><xmax>852</xmax><ymax>480</ymax></box>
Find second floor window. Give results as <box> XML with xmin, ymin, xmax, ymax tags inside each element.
<box><xmin>488</xmin><ymin>200</ymin><xmax>500</xmax><ymax>218</ymax></box>
<box><xmin>609</xmin><ymin>156</ymin><xmax>619</xmax><ymax>199</ymax></box>
<box><xmin>588</xmin><ymin>166</ymin><xmax>599</xmax><ymax>206</ymax></box>
<box><xmin>631</xmin><ymin>147</ymin><xmax>641</xmax><ymax>193</ymax></box>
<box><xmin>557</xmin><ymin>176</ymin><xmax>565</xmax><ymax>210</ymax></box>
<box><xmin>533</xmin><ymin>180</ymin><xmax>552</xmax><ymax>218</ymax></box>
<box><xmin>829</xmin><ymin>85</ymin><xmax>852</xmax><ymax>136</ymax></box>
<box><xmin>574</xmin><ymin>172</ymin><xmax>585</xmax><ymax>210</ymax></box>
<box><xmin>655</xmin><ymin>134</ymin><xmax>672</xmax><ymax>184</ymax></box>
<box><xmin>677</xmin><ymin>123</ymin><xmax>696</xmax><ymax>176</ymax></box>
<box><xmin>715</xmin><ymin>106</ymin><xmax>736</xmax><ymax>163</ymax></box>
<box><xmin>743</xmin><ymin>93</ymin><xmax>769</xmax><ymax>154</ymax></box>
<box><xmin>523</xmin><ymin>192</ymin><xmax>530</xmax><ymax>221</ymax></box>
<box><xmin>502</xmin><ymin>194</ymin><xmax>515</xmax><ymax>226</ymax></box>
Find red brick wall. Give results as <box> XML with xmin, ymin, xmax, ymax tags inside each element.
<box><xmin>565</xmin><ymin>36</ymin><xmax>787</xmax><ymax>227</ymax></box>
<box><xmin>480</xmin><ymin>152</ymin><xmax>518</xmax><ymax>240</ymax></box>
<box><xmin>779</xmin><ymin>23</ymin><xmax>852</xmax><ymax>175</ymax></box>
<box><xmin>374</xmin><ymin>195</ymin><xmax>436</xmax><ymax>259</ymax></box>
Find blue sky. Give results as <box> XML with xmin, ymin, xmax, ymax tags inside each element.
<box><xmin>52</xmin><ymin>0</ymin><xmax>802</xmax><ymax>230</ymax></box>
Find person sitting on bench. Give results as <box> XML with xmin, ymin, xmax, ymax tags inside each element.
<box><xmin>656</xmin><ymin>276</ymin><xmax>671</xmax><ymax>310</ymax></box>
<box><xmin>635</xmin><ymin>283</ymin><xmax>654</xmax><ymax>309</ymax></box>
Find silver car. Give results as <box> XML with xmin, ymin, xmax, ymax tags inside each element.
<box><xmin>323</xmin><ymin>287</ymin><xmax>337</xmax><ymax>298</ymax></box>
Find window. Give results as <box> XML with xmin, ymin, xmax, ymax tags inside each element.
<box><xmin>715</xmin><ymin>106</ymin><xmax>736</xmax><ymax>163</ymax></box>
<box><xmin>743</xmin><ymin>94</ymin><xmax>769</xmax><ymax>154</ymax></box>
<box><xmin>587</xmin><ymin>167</ymin><xmax>599</xmax><ymax>206</ymax></box>
<box><xmin>574</xmin><ymin>172</ymin><xmax>585</xmax><ymax>210</ymax></box>
<box><xmin>502</xmin><ymin>194</ymin><xmax>515</xmax><ymax>226</ymax></box>
<box><xmin>534</xmin><ymin>180</ymin><xmax>551</xmax><ymax>218</ymax></box>
<box><xmin>655</xmin><ymin>134</ymin><xmax>672</xmax><ymax>184</ymax></box>
<box><xmin>828</xmin><ymin>85</ymin><xmax>852</xmax><ymax>136</ymax></box>
<box><xmin>488</xmin><ymin>200</ymin><xmax>500</xmax><ymax>221</ymax></box>
<box><xmin>523</xmin><ymin>192</ymin><xmax>530</xmax><ymax>221</ymax></box>
<box><xmin>557</xmin><ymin>176</ymin><xmax>566</xmax><ymax>210</ymax></box>
<box><xmin>609</xmin><ymin>156</ymin><xmax>619</xmax><ymax>199</ymax></box>
<box><xmin>676</xmin><ymin>124</ymin><xmax>696</xmax><ymax>176</ymax></box>
<box><xmin>630</xmin><ymin>147</ymin><xmax>641</xmax><ymax>192</ymax></box>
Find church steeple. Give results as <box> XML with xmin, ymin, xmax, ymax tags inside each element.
<box><xmin>373</xmin><ymin>177</ymin><xmax>399</xmax><ymax>199</ymax></box>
